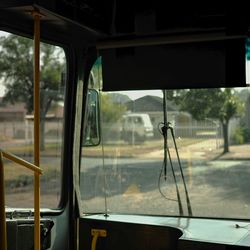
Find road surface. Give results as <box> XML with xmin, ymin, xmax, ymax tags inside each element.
<box><xmin>80</xmin><ymin>156</ymin><xmax>250</xmax><ymax>219</ymax></box>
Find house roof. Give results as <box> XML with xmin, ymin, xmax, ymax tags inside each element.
<box><xmin>125</xmin><ymin>95</ymin><xmax>177</xmax><ymax>112</ymax></box>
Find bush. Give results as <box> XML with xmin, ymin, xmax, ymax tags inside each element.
<box><xmin>231</xmin><ymin>126</ymin><xmax>250</xmax><ymax>145</ymax></box>
<box><xmin>231</xmin><ymin>127</ymin><xmax>244</xmax><ymax>145</ymax></box>
<box><xmin>242</xmin><ymin>127</ymin><xmax>250</xmax><ymax>142</ymax></box>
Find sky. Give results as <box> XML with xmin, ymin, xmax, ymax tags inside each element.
<box><xmin>0</xmin><ymin>87</ymin><xmax>4</xmax><ymax>97</ymax></box>
<box><xmin>117</xmin><ymin>90</ymin><xmax>163</xmax><ymax>100</ymax></box>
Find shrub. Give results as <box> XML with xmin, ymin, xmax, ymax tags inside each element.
<box><xmin>242</xmin><ymin>127</ymin><xmax>250</xmax><ymax>142</ymax></box>
<box><xmin>231</xmin><ymin>127</ymin><xmax>244</xmax><ymax>145</ymax></box>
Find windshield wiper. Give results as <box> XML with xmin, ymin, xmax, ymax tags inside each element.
<box><xmin>160</xmin><ymin>90</ymin><xmax>193</xmax><ymax>216</ymax></box>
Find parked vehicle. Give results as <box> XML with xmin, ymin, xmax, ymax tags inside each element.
<box><xmin>121</xmin><ymin>113</ymin><xmax>154</xmax><ymax>143</ymax></box>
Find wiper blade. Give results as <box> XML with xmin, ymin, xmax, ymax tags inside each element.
<box><xmin>169</xmin><ymin>123</ymin><xmax>193</xmax><ymax>216</ymax></box>
<box><xmin>161</xmin><ymin>89</ymin><xmax>193</xmax><ymax>216</ymax></box>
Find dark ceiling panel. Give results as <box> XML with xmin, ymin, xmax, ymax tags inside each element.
<box><xmin>101</xmin><ymin>39</ymin><xmax>246</xmax><ymax>91</ymax></box>
<box><xmin>1</xmin><ymin>1</ymin><xmax>249</xmax><ymax>38</ymax></box>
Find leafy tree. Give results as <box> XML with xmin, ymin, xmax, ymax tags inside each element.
<box><xmin>101</xmin><ymin>93</ymin><xmax>127</xmax><ymax>123</ymax></box>
<box><xmin>0</xmin><ymin>34</ymin><xmax>65</xmax><ymax>150</ymax></box>
<box><xmin>168</xmin><ymin>88</ymin><xmax>244</xmax><ymax>153</ymax></box>
<box><xmin>90</xmin><ymin>60</ymin><xmax>128</xmax><ymax>123</ymax></box>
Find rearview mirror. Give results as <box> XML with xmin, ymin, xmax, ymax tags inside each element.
<box><xmin>82</xmin><ymin>89</ymin><xmax>100</xmax><ymax>146</ymax></box>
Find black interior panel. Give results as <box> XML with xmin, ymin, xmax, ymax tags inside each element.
<box><xmin>80</xmin><ymin>218</ymin><xmax>183</xmax><ymax>250</ymax></box>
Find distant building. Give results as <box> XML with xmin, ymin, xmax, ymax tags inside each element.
<box><xmin>0</xmin><ymin>97</ymin><xmax>64</xmax><ymax>121</ymax></box>
<box><xmin>0</xmin><ymin>98</ymin><xmax>26</xmax><ymax>121</ymax></box>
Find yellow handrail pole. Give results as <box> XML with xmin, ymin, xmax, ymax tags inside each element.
<box><xmin>33</xmin><ymin>10</ymin><xmax>41</xmax><ymax>250</ymax></box>
<box><xmin>0</xmin><ymin>150</ymin><xmax>42</xmax><ymax>250</ymax></box>
<box><xmin>2</xmin><ymin>150</ymin><xmax>42</xmax><ymax>175</ymax></box>
<box><xmin>0</xmin><ymin>152</ymin><xmax>7</xmax><ymax>250</ymax></box>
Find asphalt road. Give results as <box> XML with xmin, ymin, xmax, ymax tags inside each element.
<box><xmin>5</xmin><ymin>153</ymin><xmax>250</xmax><ymax>218</ymax></box>
<box><xmin>80</xmin><ymin>156</ymin><xmax>250</xmax><ymax>218</ymax></box>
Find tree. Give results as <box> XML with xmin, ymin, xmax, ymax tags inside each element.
<box><xmin>0</xmin><ymin>34</ymin><xmax>65</xmax><ymax>150</ymax></box>
<box><xmin>101</xmin><ymin>93</ymin><xmax>127</xmax><ymax>123</ymax></box>
<box><xmin>168</xmin><ymin>88</ymin><xmax>244</xmax><ymax>153</ymax></box>
<box><xmin>89</xmin><ymin>59</ymin><xmax>128</xmax><ymax>123</ymax></box>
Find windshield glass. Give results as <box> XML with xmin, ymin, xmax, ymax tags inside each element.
<box><xmin>80</xmin><ymin>85</ymin><xmax>250</xmax><ymax>219</ymax></box>
<box><xmin>80</xmin><ymin>47</ymin><xmax>250</xmax><ymax>219</ymax></box>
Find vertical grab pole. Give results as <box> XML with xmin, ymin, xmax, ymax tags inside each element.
<box><xmin>33</xmin><ymin>10</ymin><xmax>41</xmax><ymax>250</ymax></box>
<box><xmin>0</xmin><ymin>152</ymin><xmax>7</xmax><ymax>250</ymax></box>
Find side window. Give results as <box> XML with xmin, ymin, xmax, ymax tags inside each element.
<box><xmin>0</xmin><ymin>31</ymin><xmax>66</xmax><ymax>208</ymax></box>
<box><xmin>135</xmin><ymin>117</ymin><xmax>142</xmax><ymax>124</ymax></box>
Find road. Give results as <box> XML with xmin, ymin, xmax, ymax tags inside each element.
<box><xmin>80</xmin><ymin>156</ymin><xmax>250</xmax><ymax>218</ymax></box>
<box><xmin>4</xmin><ymin>152</ymin><xmax>250</xmax><ymax>218</ymax></box>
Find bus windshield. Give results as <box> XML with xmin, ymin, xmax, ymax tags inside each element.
<box><xmin>80</xmin><ymin>59</ymin><xmax>250</xmax><ymax>219</ymax></box>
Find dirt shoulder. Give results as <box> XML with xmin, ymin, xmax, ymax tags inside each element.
<box><xmin>206</xmin><ymin>144</ymin><xmax>250</xmax><ymax>161</ymax></box>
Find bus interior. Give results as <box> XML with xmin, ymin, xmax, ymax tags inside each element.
<box><xmin>1</xmin><ymin>1</ymin><xmax>250</xmax><ymax>250</ymax></box>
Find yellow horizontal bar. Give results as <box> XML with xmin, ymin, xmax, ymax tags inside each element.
<box><xmin>91</xmin><ymin>229</ymin><xmax>107</xmax><ymax>237</ymax></box>
<box><xmin>1</xmin><ymin>150</ymin><xmax>42</xmax><ymax>175</ymax></box>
